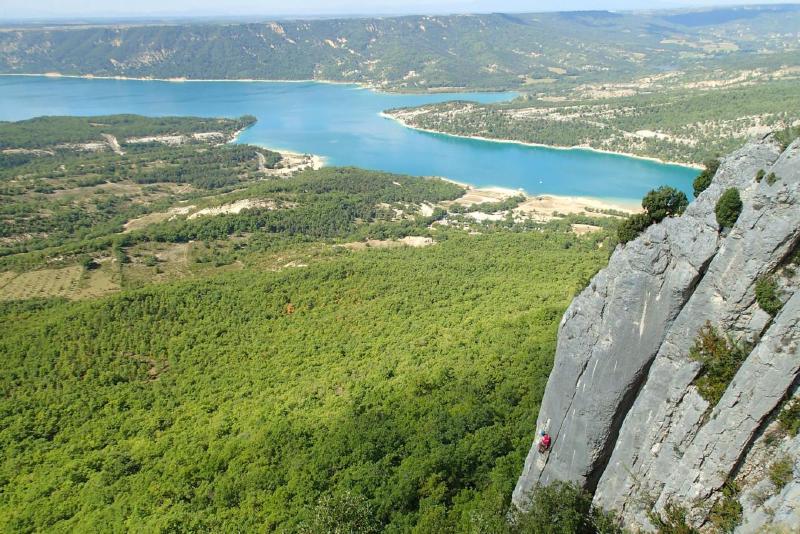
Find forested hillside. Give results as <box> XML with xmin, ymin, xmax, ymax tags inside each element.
<box><xmin>0</xmin><ymin>231</ymin><xmax>609</xmax><ymax>531</ymax></box>
<box><xmin>3</xmin><ymin>4</ymin><xmax>797</xmax><ymax>530</ymax></box>
<box><xmin>0</xmin><ymin>1</ymin><xmax>800</xmax><ymax>534</ymax></box>
<box><xmin>0</xmin><ymin>114</ymin><xmax>255</xmax><ymax>149</ymax></box>
<box><xmin>387</xmin><ymin>79</ymin><xmax>800</xmax><ymax>164</ymax></box>
<box><xmin>0</xmin><ymin>114</ymin><xmax>625</xmax><ymax>531</ymax></box>
<box><xmin>0</xmin><ymin>115</ymin><xmax>279</xmax><ymax>258</ymax></box>
<box><xmin>1</xmin><ymin>6</ymin><xmax>799</xmax><ymax>91</ymax></box>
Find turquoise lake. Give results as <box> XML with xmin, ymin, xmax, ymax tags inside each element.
<box><xmin>0</xmin><ymin>76</ymin><xmax>697</xmax><ymax>201</ymax></box>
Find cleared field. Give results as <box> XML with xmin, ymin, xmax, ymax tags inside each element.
<box><xmin>0</xmin><ymin>271</ymin><xmax>18</xmax><ymax>289</ymax></box>
<box><xmin>123</xmin><ymin>205</ymin><xmax>195</xmax><ymax>232</ymax></box>
<box><xmin>121</xmin><ymin>242</ymin><xmax>195</xmax><ymax>289</ymax></box>
<box><xmin>73</xmin><ymin>267</ymin><xmax>119</xmax><ymax>300</ymax></box>
<box><xmin>0</xmin><ymin>265</ymin><xmax>119</xmax><ymax>301</ymax></box>
<box><xmin>0</xmin><ymin>266</ymin><xmax>83</xmax><ymax>300</ymax></box>
<box><xmin>1</xmin><ymin>240</ymin><xmax>339</xmax><ymax>300</ymax></box>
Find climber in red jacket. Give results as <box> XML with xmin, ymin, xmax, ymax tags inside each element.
<box><xmin>538</xmin><ymin>431</ymin><xmax>551</xmax><ymax>453</ymax></box>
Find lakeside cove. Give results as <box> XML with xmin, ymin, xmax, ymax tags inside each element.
<box><xmin>0</xmin><ymin>75</ymin><xmax>698</xmax><ymax>201</ymax></box>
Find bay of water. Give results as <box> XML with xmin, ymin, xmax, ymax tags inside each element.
<box><xmin>0</xmin><ymin>76</ymin><xmax>697</xmax><ymax>201</ymax></box>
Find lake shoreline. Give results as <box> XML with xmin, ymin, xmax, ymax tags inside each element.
<box><xmin>235</xmin><ymin>121</ymin><xmax>638</xmax><ymax>212</ymax></box>
<box><xmin>228</xmin><ymin>126</ymin><xmax>326</xmax><ymax>171</ymax></box>
<box><xmin>0</xmin><ymin>72</ymin><xmax>515</xmax><ymax>96</ymax></box>
<box><xmin>437</xmin><ymin>177</ymin><xmax>642</xmax><ymax>213</ymax></box>
<box><xmin>1</xmin><ymin>74</ymin><xmax>695</xmax><ymax>202</ymax></box>
<box><xmin>1</xmin><ymin>71</ymin><xmax>359</xmax><ymax>85</ymax></box>
<box><xmin>236</xmin><ymin>128</ymin><xmax>640</xmax><ymax>212</ymax></box>
<box><xmin>380</xmin><ymin>111</ymin><xmax>704</xmax><ymax>170</ymax></box>
<box><xmin>3</xmin><ymin>72</ymin><xmax>694</xmax><ymax>169</ymax></box>
<box><xmin>230</xmin><ymin>115</ymin><xmax>640</xmax><ymax>211</ymax></box>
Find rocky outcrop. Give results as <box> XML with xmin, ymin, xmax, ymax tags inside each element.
<box><xmin>736</xmin><ymin>418</ymin><xmax>800</xmax><ymax>533</ymax></box>
<box><xmin>512</xmin><ymin>134</ymin><xmax>800</xmax><ymax>531</ymax></box>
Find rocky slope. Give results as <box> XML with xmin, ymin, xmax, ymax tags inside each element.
<box><xmin>512</xmin><ymin>134</ymin><xmax>800</xmax><ymax>531</ymax></box>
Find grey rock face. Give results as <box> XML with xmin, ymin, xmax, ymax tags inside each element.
<box><xmin>736</xmin><ymin>428</ymin><xmax>800</xmax><ymax>534</ymax></box>
<box><xmin>653</xmin><ymin>292</ymin><xmax>800</xmax><ymax>524</ymax></box>
<box><xmin>735</xmin><ymin>395</ymin><xmax>800</xmax><ymax>534</ymax></box>
<box><xmin>594</xmin><ymin>137</ymin><xmax>799</xmax><ymax>528</ymax></box>
<box><xmin>512</xmin><ymin>213</ymin><xmax>719</xmax><ymax>504</ymax></box>
<box><xmin>513</xmin><ymin>135</ymin><xmax>800</xmax><ymax>531</ymax></box>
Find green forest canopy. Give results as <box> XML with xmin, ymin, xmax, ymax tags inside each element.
<box><xmin>0</xmin><ymin>231</ymin><xmax>608</xmax><ymax>532</ymax></box>
<box><xmin>0</xmin><ymin>115</ymin><xmax>255</xmax><ymax>149</ymax></box>
<box><xmin>0</xmin><ymin>113</ymin><xmax>625</xmax><ymax>531</ymax></box>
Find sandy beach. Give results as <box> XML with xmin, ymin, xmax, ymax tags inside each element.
<box><xmin>438</xmin><ymin>178</ymin><xmax>641</xmax><ymax>215</ymax></box>
<box><xmin>227</xmin><ymin>126</ymin><xmax>326</xmax><ymax>174</ymax></box>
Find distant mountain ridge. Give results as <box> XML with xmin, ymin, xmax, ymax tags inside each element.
<box><xmin>1</xmin><ymin>5</ymin><xmax>798</xmax><ymax>91</ymax></box>
<box><xmin>661</xmin><ymin>4</ymin><xmax>800</xmax><ymax>27</ymax></box>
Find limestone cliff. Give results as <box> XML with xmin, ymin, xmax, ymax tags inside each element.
<box><xmin>512</xmin><ymin>134</ymin><xmax>800</xmax><ymax>532</ymax></box>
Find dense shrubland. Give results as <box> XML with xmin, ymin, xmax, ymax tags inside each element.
<box><xmin>714</xmin><ymin>188</ymin><xmax>743</xmax><ymax>229</ymax></box>
<box><xmin>617</xmin><ymin>186</ymin><xmax>687</xmax><ymax>243</ymax></box>
<box><xmin>690</xmin><ymin>323</ymin><xmax>749</xmax><ymax>407</ymax></box>
<box><xmin>693</xmin><ymin>159</ymin><xmax>720</xmax><ymax>196</ymax></box>
<box><xmin>128</xmin><ymin>168</ymin><xmax>462</xmax><ymax>243</ymax></box>
<box><xmin>448</xmin><ymin>195</ymin><xmax>527</xmax><ymax>214</ymax></box>
<box><xmin>1</xmin><ymin>165</ymin><xmax>464</xmax><ymax>268</ymax></box>
<box><xmin>0</xmin><ymin>232</ymin><xmax>609</xmax><ymax>532</ymax></box>
<box><xmin>755</xmin><ymin>276</ymin><xmax>784</xmax><ymax>316</ymax></box>
<box><xmin>776</xmin><ymin>124</ymin><xmax>800</xmax><ymax>150</ymax></box>
<box><xmin>0</xmin><ymin>115</ymin><xmax>276</xmax><ymax>256</ymax></box>
<box><xmin>387</xmin><ymin>79</ymin><xmax>800</xmax><ymax>164</ymax></box>
<box><xmin>0</xmin><ymin>142</ymin><xmax>279</xmax><ymax>254</ymax></box>
<box><xmin>779</xmin><ymin>399</ymin><xmax>800</xmax><ymax>437</ymax></box>
<box><xmin>0</xmin><ymin>114</ymin><xmax>254</xmax><ymax>149</ymax></box>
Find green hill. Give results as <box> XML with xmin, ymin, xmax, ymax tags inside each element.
<box><xmin>0</xmin><ymin>114</ymin><xmax>627</xmax><ymax>531</ymax></box>
<box><xmin>0</xmin><ymin>232</ymin><xmax>606</xmax><ymax>532</ymax></box>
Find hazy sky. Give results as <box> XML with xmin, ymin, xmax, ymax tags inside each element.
<box><xmin>2</xmin><ymin>0</ymin><xmax>796</xmax><ymax>19</ymax></box>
